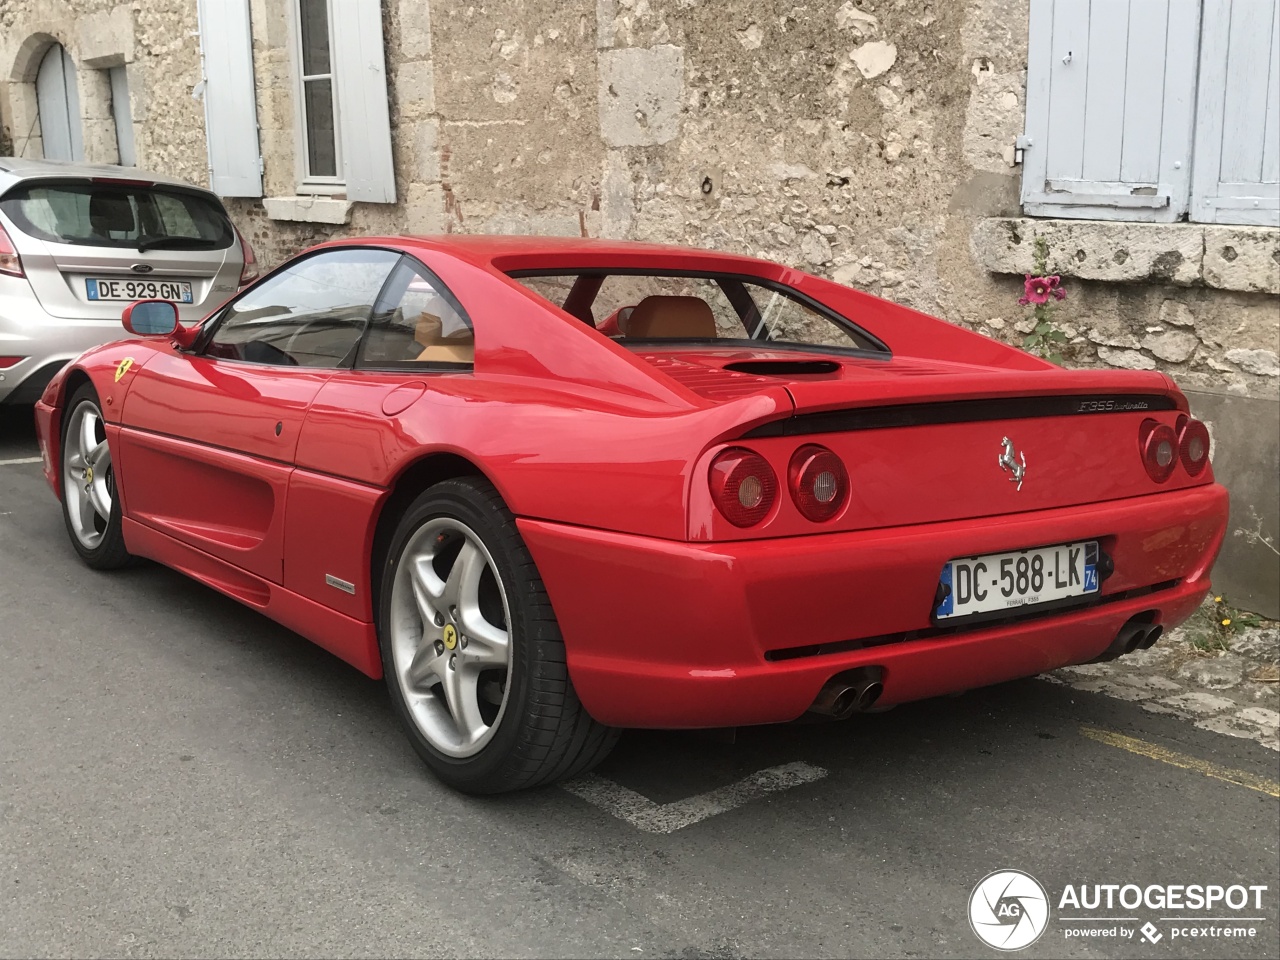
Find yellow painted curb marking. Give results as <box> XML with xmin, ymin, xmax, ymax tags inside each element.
<box><xmin>1081</xmin><ymin>726</ymin><xmax>1280</xmax><ymax>798</ymax></box>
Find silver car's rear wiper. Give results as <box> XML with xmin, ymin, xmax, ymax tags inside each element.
<box><xmin>135</xmin><ymin>236</ymin><xmax>218</xmax><ymax>252</ymax></box>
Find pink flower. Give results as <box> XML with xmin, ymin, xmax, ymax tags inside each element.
<box><xmin>1052</xmin><ymin>286</ymin><xmax>1067</xmax><ymax>301</ymax></box>
<box><xmin>1017</xmin><ymin>296</ymin><xmax>1030</xmax><ymax>306</ymax></box>
<box><xmin>1022</xmin><ymin>274</ymin><xmax>1062</xmax><ymax>305</ymax></box>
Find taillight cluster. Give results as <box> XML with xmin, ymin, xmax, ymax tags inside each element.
<box><xmin>0</xmin><ymin>221</ymin><xmax>23</xmax><ymax>278</ymax></box>
<box><xmin>709</xmin><ymin>444</ymin><xmax>849</xmax><ymax>528</ymax></box>
<box><xmin>236</xmin><ymin>226</ymin><xmax>259</xmax><ymax>286</ymax></box>
<box><xmin>1140</xmin><ymin>416</ymin><xmax>1209</xmax><ymax>482</ymax></box>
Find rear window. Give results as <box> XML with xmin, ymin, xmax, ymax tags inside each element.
<box><xmin>0</xmin><ymin>181</ymin><xmax>234</xmax><ymax>250</ymax></box>
<box><xmin>511</xmin><ymin>271</ymin><xmax>887</xmax><ymax>354</ymax></box>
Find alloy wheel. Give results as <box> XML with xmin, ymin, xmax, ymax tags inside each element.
<box><xmin>388</xmin><ymin>517</ymin><xmax>513</xmax><ymax>758</ymax></box>
<box><xmin>62</xmin><ymin>400</ymin><xmax>114</xmax><ymax>549</ymax></box>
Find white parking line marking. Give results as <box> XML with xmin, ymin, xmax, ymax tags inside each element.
<box><xmin>0</xmin><ymin>457</ymin><xmax>42</xmax><ymax>466</ymax></box>
<box><xmin>560</xmin><ymin>761</ymin><xmax>828</xmax><ymax>834</ymax></box>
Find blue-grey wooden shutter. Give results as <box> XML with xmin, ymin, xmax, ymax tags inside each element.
<box><xmin>36</xmin><ymin>44</ymin><xmax>84</xmax><ymax>162</ymax></box>
<box><xmin>109</xmin><ymin>66</ymin><xmax>136</xmax><ymax>167</ymax></box>
<box><xmin>331</xmin><ymin>0</ymin><xmax>397</xmax><ymax>203</ymax></box>
<box><xmin>196</xmin><ymin>0</ymin><xmax>263</xmax><ymax>197</ymax></box>
<box><xmin>1190</xmin><ymin>0</ymin><xmax>1280</xmax><ymax>226</ymax></box>
<box><xmin>1021</xmin><ymin>0</ymin><xmax>1201</xmax><ymax>222</ymax></box>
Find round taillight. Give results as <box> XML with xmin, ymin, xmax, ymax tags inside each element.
<box><xmin>1178</xmin><ymin>417</ymin><xmax>1210</xmax><ymax>477</ymax></box>
<box><xmin>709</xmin><ymin>448</ymin><xmax>778</xmax><ymax>527</ymax></box>
<box><xmin>1139</xmin><ymin>419</ymin><xmax>1178</xmax><ymax>483</ymax></box>
<box><xmin>788</xmin><ymin>444</ymin><xmax>850</xmax><ymax>522</ymax></box>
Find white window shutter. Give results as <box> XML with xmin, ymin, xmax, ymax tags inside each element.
<box><xmin>196</xmin><ymin>0</ymin><xmax>263</xmax><ymax>197</ymax></box>
<box><xmin>1021</xmin><ymin>0</ymin><xmax>1200</xmax><ymax>222</ymax></box>
<box><xmin>1190</xmin><ymin>0</ymin><xmax>1280</xmax><ymax>226</ymax></box>
<box><xmin>331</xmin><ymin>0</ymin><xmax>397</xmax><ymax>203</ymax></box>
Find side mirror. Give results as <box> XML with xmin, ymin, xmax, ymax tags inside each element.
<box><xmin>122</xmin><ymin>299</ymin><xmax>179</xmax><ymax>337</ymax></box>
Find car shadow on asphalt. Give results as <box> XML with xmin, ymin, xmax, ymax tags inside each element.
<box><xmin>58</xmin><ymin>519</ymin><xmax>1279</xmax><ymax>815</ymax></box>
<box><xmin>0</xmin><ymin>403</ymin><xmax>38</xmax><ymax>452</ymax></box>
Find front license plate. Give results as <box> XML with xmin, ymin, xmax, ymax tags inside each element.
<box><xmin>86</xmin><ymin>278</ymin><xmax>193</xmax><ymax>303</ymax></box>
<box><xmin>935</xmin><ymin>541</ymin><xmax>1099</xmax><ymax>620</ymax></box>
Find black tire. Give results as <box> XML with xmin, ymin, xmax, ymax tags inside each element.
<box><xmin>377</xmin><ymin>477</ymin><xmax>618</xmax><ymax>793</ymax></box>
<box><xmin>60</xmin><ymin>383</ymin><xmax>133</xmax><ymax>570</ymax></box>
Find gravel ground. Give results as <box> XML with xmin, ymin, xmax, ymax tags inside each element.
<box><xmin>1050</xmin><ymin>603</ymin><xmax>1280</xmax><ymax>751</ymax></box>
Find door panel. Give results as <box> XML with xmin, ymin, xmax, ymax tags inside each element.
<box><xmin>114</xmin><ymin>247</ymin><xmax>402</xmax><ymax>584</ymax></box>
<box><xmin>118</xmin><ymin>351</ymin><xmax>326</xmax><ymax>582</ymax></box>
<box><xmin>123</xmin><ymin>349</ymin><xmax>329</xmax><ymax>461</ymax></box>
<box><xmin>117</xmin><ymin>427</ymin><xmax>291</xmax><ymax>583</ymax></box>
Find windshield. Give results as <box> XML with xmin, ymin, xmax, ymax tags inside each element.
<box><xmin>0</xmin><ymin>181</ymin><xmax>234</xmax><ymax>250</ymax></box>
<box><xmin>510</xmin><ymin>271</ymin><xmax>886</xmax><ymax>354</ymax></box>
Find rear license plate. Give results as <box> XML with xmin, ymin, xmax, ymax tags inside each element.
<box><xmin>935</xmin><ymin>541</ymin><xmax>1099</xmax><ymax>620</ymax></box>
<box><xmin>86</xmin><ymin>278</ymin><xmax>193</xmax><ymax>303</ymax></box>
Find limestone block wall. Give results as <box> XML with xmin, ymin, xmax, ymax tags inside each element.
<box><xmin>2</xmin><ymin>0</ymin><xmax>1277</xmax><ymax>612</ymax></box>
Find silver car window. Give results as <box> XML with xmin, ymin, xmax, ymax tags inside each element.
<box><xmin>0</xmin><ymin>182</ymin><xmax>233</xmax><ymax>250</ymax></box>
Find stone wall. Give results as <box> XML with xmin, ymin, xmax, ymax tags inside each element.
<box><xmin>3</xmin><ymin>0</ymin><xmax>1278</xmax><ymax>612</ymax></box>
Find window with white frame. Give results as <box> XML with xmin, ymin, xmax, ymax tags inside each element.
<box><xmin>1021</xmin><ymin>0</ymin><xmax>1279</xmax><ymax>228</ymax></box>
<box><xmin>295</xmin><ymin>0</ymin><xmax>340</xmax><ymax>184</ymax></box>
<box><xmin>288</xmin><ymin>0</ymin><xmax>396</xmax><ymax>202</ymax></box>
<box><xmin>193</xmin><ymin>0</ymin><xmax>396</xmax><ymax>204</ymax></box>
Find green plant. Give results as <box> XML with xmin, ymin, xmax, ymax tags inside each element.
<box><xmin>1019</xmin><ymin>236</ymin><xmax>1069</xmax><ymax>365</ymax></box>
<box><xmin>1186</xmin><ymin>595</ymin><xmax>1264</xmax><ymax>652</ymax></box>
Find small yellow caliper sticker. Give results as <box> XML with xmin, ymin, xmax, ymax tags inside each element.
<box><xmin>114</xmin><ymin>357</ymin><xmax>135</xmax><ymax>382</ymax></box>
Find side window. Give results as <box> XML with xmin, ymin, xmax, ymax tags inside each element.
<box><xmin>206</xmin><ymin>248</ymin><xmax>400</xmax><ymax>367</ymax></box>
<box><xmin>358</xmin><ymin>259</ymin><xmax>474</xmax><ymax>366</ymax></box>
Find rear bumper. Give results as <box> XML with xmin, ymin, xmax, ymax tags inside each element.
<box><xmin>0</xmin><ymin>291</ymin><xmax>130</xmax><ymax>404</ymax></box>
<box><xmin>518</xmin><ymin>483</ymin><xmax>1228</xmax><ymax>728</ymax></box>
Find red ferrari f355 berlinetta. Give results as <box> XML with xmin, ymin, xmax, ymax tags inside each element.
<box><xmin>33</xmin><ymin>236</ymin><xmax>1228</xmax><ymax>793</ymax></box>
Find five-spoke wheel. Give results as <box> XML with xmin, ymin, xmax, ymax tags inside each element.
<box><xmin>388</xmin><ymin>517</ymin><xmax>513</xmax><ymax>757</ymax></box>
<box><xmin>63</xmin><ymin>394</ymin><xmax>114</xmax><ymax>549</ymax></box>
<box><xmin>378</xmin><ymin>478</ymin><xmax>617</xmax><ymax>793</ymax></box>
<box><xmin>59</xmin><ymin>384</ymin><xmax>132</xmax><ymax>569</ymax></box>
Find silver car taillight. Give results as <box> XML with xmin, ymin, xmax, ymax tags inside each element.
<box><xmin>237</xmin><ymin>227</ymin><xmax>259</xmax><ymax>286</ymax></box>
<box><xmin>0</xmin><ymin>221</ymin><xmax>23</xmax><ymax>278</ymax></box>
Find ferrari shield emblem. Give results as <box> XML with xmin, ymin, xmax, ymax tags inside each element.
<box><xmin>114</xmin><ymin>357</ymin><xmax>135</xmax><ymax>382</ymax></box>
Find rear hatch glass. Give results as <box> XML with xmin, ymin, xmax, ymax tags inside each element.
<box><xmin>0</xmin><ymin>180</ymin><xmax>239</xmax><ymax>320</ymax></box>
<box><xmin>0</xmin><ymin>181</ymin><xmax>233</xmax><ymax>250</ymax></box>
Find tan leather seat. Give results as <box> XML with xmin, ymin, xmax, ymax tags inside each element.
<box><xmin>621</xmin><ymin>296</ymin><xmax>717</xmax><ymax>339</ymax></box>
<box><xmin>414</xmin><ymin>298</ymin><xmax>475</xmax><ymax>362</ymax></box>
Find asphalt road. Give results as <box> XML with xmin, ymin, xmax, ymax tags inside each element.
<box><xmin>2</xmin><ymin>403</ymin><xmax>1278</xmax><ymax>960</ymax></box>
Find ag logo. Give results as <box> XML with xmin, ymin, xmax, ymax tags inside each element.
<box><xmin>442</xmin><ymin>623</ymin><xmax>458</xmax><ymax>651</ymax></box>
<box><xmin>968</xmin><ymin>869</ymin><xmax>1049</xmax><ymax>951</ymax></box>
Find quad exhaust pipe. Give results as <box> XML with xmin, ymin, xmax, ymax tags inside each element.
<box><xmin>809</xmin><ymin>667</ymin><xmax>885</xmax><ymax>719</ymax></box>
<box><xmin>1091</xmin><ymin>615</ymin><xmax>1163</xmax><ymax>663</ymax></box>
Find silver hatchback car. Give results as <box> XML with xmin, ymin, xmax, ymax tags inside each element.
<box><xmin>0</xmin><ymin>158</ymin><xmax>257</xmax><ymax>405</ymax></box>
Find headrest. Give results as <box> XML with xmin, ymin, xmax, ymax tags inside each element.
<box><xmin>413</xmin><ymin>295</ymin><xmax>474</xmax><ymax>362</ymax></box>
<box><xmin>623</xmin><ymin>296</ymin><xmax>717</xmax><ymax>339</ymax></box>
<box><xmin>89</xmin><ymin>192</ymin><xmax>136</xmax><ymax>236</ymax></box>
<box><xmin>414</xmin><ymin>296</ymin><xmax>473</xmax><ymax>347</ymax></box>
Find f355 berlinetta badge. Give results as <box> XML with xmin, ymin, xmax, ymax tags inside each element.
<box><xmin>999</xmin><ymin>436</ymin><xmax>1027</xmax><ymax>490</ymax></box>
